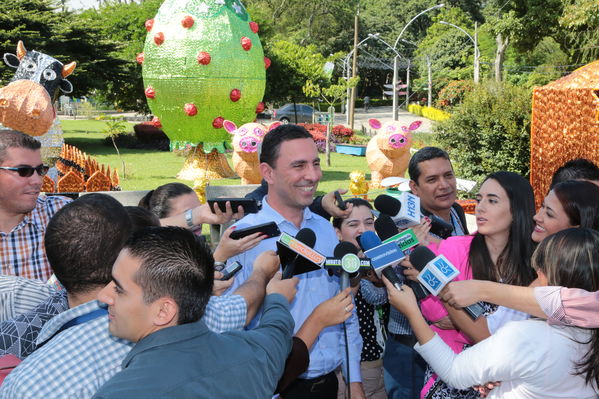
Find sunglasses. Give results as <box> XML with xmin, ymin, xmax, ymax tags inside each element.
<box><xmin>0</xmin><ymin>164</ymin><xmax>49</xmax><ymax>177</ymax></box>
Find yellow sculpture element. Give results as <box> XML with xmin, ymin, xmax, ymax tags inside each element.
<box><xmin>193</xmin><ymin>176</ymin><xmax>208</xmax><ymax>204</ymax></box>
<box><xmin>366</xmin><ymin>119</ymin><xmax>421</xmax><ymax>188</ymax></box>
<box><xmin>349</xmin><ymin>170</ymin><xmax>369</xmax><ymax>199</ymax></box>
<box><xmin>176</xmin><ymin>144</ymin><xmax>236</xmax><ymax>181</ymax></box>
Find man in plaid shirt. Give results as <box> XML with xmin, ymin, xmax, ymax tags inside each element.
<box><xmin>0</xmin><ymin>130</ymin><xmax>71</xmax><ymax>281</ymax></box>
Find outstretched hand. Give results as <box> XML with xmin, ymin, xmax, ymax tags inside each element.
<box><xmin>321</xmin><ymin>189</ymin><xmax>354</xmax><ymax>219</ymax></box>
<box><xmin>194</xmin><ymin>201</ymin><xmax>245</xmax><ymax>225</ymax></box>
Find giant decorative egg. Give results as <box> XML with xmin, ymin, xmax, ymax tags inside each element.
<box><xmin>141</xmin><ymin>0</ymin><xmax>266</xmax><ymax>148</ymax></box>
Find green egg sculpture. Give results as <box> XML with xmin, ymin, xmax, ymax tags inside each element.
<box><xmin>141</xmin><ymin>0</ymin><xmax>267</xmax><ymax>152</ymax></box>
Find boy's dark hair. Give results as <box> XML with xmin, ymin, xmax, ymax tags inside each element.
<box><xmin>126</xmin><ymin>226</ymin><xmax>214</xmax><ymax>325</ymax></box>
<box><xmin>408</xmin><ymin>146</ymin><xmax>451</xmax><ymax>183</ymax></box>
<box><xmin>550</xmin><ymin>158</ymin><xmax>599</xmax><ymax>188</ymax></box>
<box><xmin>124</xmin><ymin>206</ymin><xmax>160</xmax><ymax>233</ymax></box>
<box><xmin>45</xmin><ymin>193</ymin><xmax>132</xmax><ymax>294</ymax></box>
<box><xmin>0</xmin><ymin>130</ymin><xmax>41</xmax><ymax>163</ymax></box>
<box><xmin>259</xmin><ymin>124</ymin><xmax>312</xmax><ymax>167</ymax></box>
<box><xmin>138</xmin><ymin>182</ymin><xmax>194</xmax><ymax>218</ymax></box>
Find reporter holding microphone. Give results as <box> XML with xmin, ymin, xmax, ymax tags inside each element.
<box><xmin>383</xmin><ymin>228</ymin><xmax>599</xmax><ymax>399</ymax></box>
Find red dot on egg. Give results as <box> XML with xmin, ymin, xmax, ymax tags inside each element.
<box><xmin>181</xmin><ymin>16</ymin><xmax>194</xmax><ymax>28</ymax></box>
<box><xmin>145</xmin><ymin>19</ymin><xmax>154</xmax><ymax>32</ymax></box>
<box><xmin>255</xmin><ymin>102</ymin><xmax>265</xmax><ymax>113</ymax></box>
<box><xmin>151</xmin><ymin>117</ymin><xmax>162</xmax><ymax>128</ymax></box>
<box><xmin>197</xmin><ymin>52</ymin><xmax>211</xmax><ymax>65</ymax></box>
<box><xmin>154</xmin><ymin>32</ymin><xmax>165</xmax><ymax>45</ymax></box>
<box><xmin>136</xmin><ymin>53</ymin><xmax>144</xmax><ymax>64</ymax></box>
<box><xmin>145</xmin><ymin>86</ymin><xmax>156</xmax><ymax>99</ymax></box>
<box><xmin>184</xmin><ymin>103</ymin><xmax>198</xmax><ymax>116</ymax></box>
<box><xmin>241</xmin><ymin>37</ymin><xmax>252</xmax><ymax>51</ymax></box>
<box><xmin>264</xmin><ymin>57</ymin><xmax>271</xmax><ymax>69</ymax></box>
<box><xmin>230</xmin><ymin>89</ymin><xmax>241</xmax><ymax>102</ymax></box>
<box><xmin>213</xmin><ymin>117</ymin><xmax>224</xmax><ymax>129</ymax></box>
<box><xmin>249</xmin><ymin>21</ymin><xmax>259</xmax><ymax>33</ymax></box>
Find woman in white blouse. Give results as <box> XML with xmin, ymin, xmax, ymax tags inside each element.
<box><xmin>384</xmin><ymin>228</ymin><xmax>599</xmax><ymax>399</ymax></box>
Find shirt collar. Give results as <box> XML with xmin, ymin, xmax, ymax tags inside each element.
<box><xmin>19</xmin><ymin>197</ymin><xmax>46</xmax><ymax>231</ymax></box>
<box><xmin>122</xmin><ymin>319</ymin><xmax>210</xmax><ymax>368</ymax></box>
<box><xmin>37</xmin><ymin>297</ymin><xmax>101</xmax><ymax>344</ymax></box>
<box><xmin>261</xmin><ymin>195</ymin><xmax>313</xmax><ymax>228</ymax></box>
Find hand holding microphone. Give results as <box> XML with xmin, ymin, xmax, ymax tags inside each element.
<box><xmin>410</xmin><ymin>246</ymin><xmax>485</xmax><ymax>320</ymax></box>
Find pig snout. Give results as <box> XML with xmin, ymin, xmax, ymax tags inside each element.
<box><xmin>388</xmin><ymin>133</ymin><xmax>408</xmax><ymax>149</ymax></box>
<box><xmin>239</xmin><ymin>136</ymin><xmax>260</xmax><ymax>153</ymax></box>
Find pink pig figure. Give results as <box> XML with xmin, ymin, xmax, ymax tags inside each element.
<box><xmin>224</xmin><ymin>120</ymin><xmax>281</xmax><ymax>184</ymax></box>
<box><xmin>366</xmin><ymin>119</ymin><xmax>421</xmax><ymax>188</ymax></box>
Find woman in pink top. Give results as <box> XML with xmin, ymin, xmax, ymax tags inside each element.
<box><xmin>417</xmin><ymin>171</ymin><xmax>537</xmax><ymax>399</ymax></box>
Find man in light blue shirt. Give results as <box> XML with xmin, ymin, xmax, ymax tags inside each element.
<box><xmin>225</xmin><ymin>124</ymin><xmax>364</xmax><ymax>398</ymax></box>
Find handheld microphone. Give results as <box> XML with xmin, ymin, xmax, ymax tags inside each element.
<box><xmin>410</xmin><ymin>246</ymin><xmax>485</xmax><ymax>320</ymax></box>
<box><xmin>331</xmin><ymin>241</ymin><xmax>361</xmax><ymax>290</ymax></box>
<box><xmin>358</xmin><ymin>231</ymin><xmax>405</xmax><ymax>277</ymax></box>
<box><xmin>420</xmin><ymin>208</ymin><xmax>454</xmax><ymax>239</ymax></box>
<box><xmin>278</xmin><ymin>228</ymin><xmax>319</xmax><ymax>279</ymax></box>
<box><xmin>375</xmin><ymin>194</ymin><xmax>455</xmax><ymax>239</ymax></box>
<box><xmin>374</xmin><ymin>194</ymin><xmax>420</xmax><ymax>229</ymax></box>
<box><xmin>382</xmin><ymin>267</ymin><xmax>403</xmax><ymax>291</ymax></box>
<box><xmin>375</xmin><ymin>214</ymin><xmax>420</xmax><ymax>252</ymax></box>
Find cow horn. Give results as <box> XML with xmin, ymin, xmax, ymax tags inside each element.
<box><xmin>62</xmin><ymin>61</ymin><xmax>76</xmax><ymax>78</ymax></box>
<box><xmin>16</xmin><ymin>41</ymin><xmax>27</xmax><ymax>60</ymax></box>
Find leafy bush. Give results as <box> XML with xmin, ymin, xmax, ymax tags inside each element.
<box><xmin>434</xmin><ymin>82</ymin><xmax>532</xmax><ymax>182</ymax></box>
<box><xmin>436</xmin><ymin>80</ymin><xmax>474</xmax><ymax>110</ymax></box>
<box><xmin>408</xmin><ymin>104</ymin><xmax>451</xmax><ymax>121</ymax></box>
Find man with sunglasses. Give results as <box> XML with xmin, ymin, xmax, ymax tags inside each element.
<box><xmin>0</xmin><ymin>130</ymin><xmax>70</xmax><ymax>282</ymax></box>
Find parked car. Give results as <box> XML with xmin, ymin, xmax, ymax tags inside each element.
<box><xmin>272</xmin><ymin>103</ymin><xmax>320</xmax><ymax>124</ymax></box>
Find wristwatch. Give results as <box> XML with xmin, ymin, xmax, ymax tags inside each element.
<box><xmin>184</xmin><ymin>208</ymin><xmax>194</xmax><ymax>228</ymax></box>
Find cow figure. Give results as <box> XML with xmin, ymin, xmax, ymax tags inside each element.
<box><xmin>224</xmin><ymin>120</ymin><xmax>280</xmax><ymax>184</ymax></box>
<box><xmin>0</xmin><ymin>41</ymin><xmax>76</xmax><ymax>136</ymax></box>
<box><xmin>366</xmin><ymin>119</ymin><xmax>421</xmax><ymax>188</ymax></box>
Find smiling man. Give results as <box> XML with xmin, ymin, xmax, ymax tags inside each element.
<box><xmin>224</xmin><ymin>124</ymin><xmax>365</xmax><ymax>399</ymax></box>
<box><xmin>93</xmin><ymin>227</ymin><xmax>294</xmax><ymax>399</ymax></box>
<box><xmin>408</xmin><ymin>146</ymin><xmax>468</xmax><ymax>235</ymax></box>
<box><xmin>0</xmin><ymin>130</ymin><xmax>70</xmax><ymax>281</ymax></box>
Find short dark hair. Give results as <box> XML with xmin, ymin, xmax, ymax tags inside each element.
<box><xmin>0</xmin><ymin>130</ymin><xmax>41</xmax><ymax>164</ymax></box>
<box><xmin>332</xmin><ymin>198</ymin><xmax>372</xmax><ymax>229</ymax></box>
<box><xmin>259</xmin><ymin>124</ymin><xmax>312</xmax><ymax>167</ymax></box>
<box><xmin>138</xmin><ymin>183</ymin><xmax>194</xmax><ymax>218</ymax></box>
<box><xmin>552</xmin><ymin>180</ymin><xmax>599</xmax><ymax>230</ymax></box>
<box><xmin>550</xmin><ymin>158</ymin><xmax>599</xmax><ymax>188</ymax></box>
<box><xmin>125</xmin><ymin>226</ymin><xmax>214</xmax><ymax>325</ymax></box>
<box><xmin>45</xmin><ymin>193</ymin><xmax>132</xmax><ymax>295</ymax></box>
<box><xmin>124</xmin><ymin>206</ymin><xmax>160</xmax><ymax>233</ymax></box>
<box><xmin>408</xmin><ymin>146</ymin><xmax>451</xmax><ymax>183</ymax></box>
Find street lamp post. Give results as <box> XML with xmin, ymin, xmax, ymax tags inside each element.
<box><xmin>343</xmin><ymin>36</ymin><xmax>374</xmax><ymax>124</ymax></box>
<box><xmin>391</xmin><ymin>3</ymin><xmax>444</xmax><ymax>120</ymax></box>
<box><xmin>439</xmin><ymin>20</ymin><xmax>480</xmax><ymax>84</ymax></box>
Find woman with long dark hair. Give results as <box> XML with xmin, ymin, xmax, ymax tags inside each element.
<box><xmin>387</xmin><ymin>228</ymin><xmax>599</xmax><ymax>398</ymax></box>
<box><xmin>406</xmin><ymin>171</ymin><xmax>537</xmax><ymax>399</ymax></box>
<box><xmin>532</xmin><ymin>180</ymin><xmax>599</xmax><ymax>243</ymax></box>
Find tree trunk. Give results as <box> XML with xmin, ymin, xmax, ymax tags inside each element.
<box><xmin>495</xmin><ymin>33</ymin><xmax>509</xmax><ymax>82</ymax></box>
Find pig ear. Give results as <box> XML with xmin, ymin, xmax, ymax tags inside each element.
<box><xmin>409</xmin><ymin>121</ymin><xmax>422</xmax><ymax>131</ymax></box>
<box><xmin>223</xmin><ymin>120</ymin><xmax>237</xmax><ymax>133</ymax></box>
<box><xmin>3</xmin><ymin>53</ymin><xmax>20</xmax><ymax>69</ymax></box>
<box><xmin>368</xmin><ymin>118</ymin><xmax>381</xmax><ymax>129</ymax></box>
<box><xmin>268</xmin><ymin>121</ymin><xmax>281</xmax><ymax>131</ymax></box>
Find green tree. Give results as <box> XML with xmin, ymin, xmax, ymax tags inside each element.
<box><xmin>482</xmin><ymin>0</ymin><xmax>563</xmax><ymax>81</ymax></box>
<box><xmin>264</xmin><ymin>40</ymin><xmax>336</xmax><ymax>103</ymax></box>
<box><xmin>81</xmin><ymin>0</ymin><xmax>162</xmax><ymax>113</ymax></box>
<box><xmin>303</xmin><ymin>76</ymin><xmax>359</xmax><ymax>166</ymax></box>
<box><xmin>558</xmin><ymin>0</ymin><xmax>599</xmax><ymax>63</ymax></box>
<box><xmin>0</xmin><ymin>0</ymin><xmax>123</xmax><ymax>98</ymax></box>
<box><xmin>435</xmin><ymin>82</ymin><xmax>532</xmax><ymax>181</ymax></box>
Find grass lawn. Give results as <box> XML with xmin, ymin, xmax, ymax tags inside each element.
<box><xmin>60</xmin><ymin>118</ymin><xmax>435</xmax><ymax>197</ymax></box>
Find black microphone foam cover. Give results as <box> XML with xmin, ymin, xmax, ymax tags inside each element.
<box><xmin>296</xmin><ymin>228</ymin><xmax>316</xmax><ymax>248</ymax></box>
<box><xmin>374</xmin><ymin>194</ymin><xmax>401</xmax><ymax>216</ymax></box>
<box><xmin>375</xmin><ymin>214</ymin><xmax>400</xmax><ymax>241</ymax></box>
<box><xmin>409</xmin><ymin>246</ymin><xmax>437</xmax><ymax>272</ymax></box>
<box><xmin>334</xmin><ymin>241</ymin><xmax>359</xmax><ymax>258</ymax></box>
